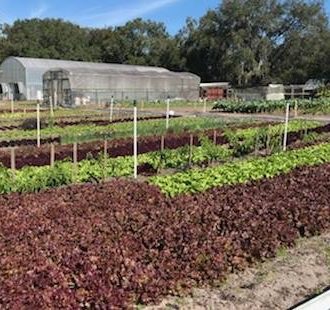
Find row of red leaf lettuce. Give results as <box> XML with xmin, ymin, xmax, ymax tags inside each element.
<box><xmin>0</xmin><ymin>163</ymin><xmax>329</xmax><ymax>308</ymax></box>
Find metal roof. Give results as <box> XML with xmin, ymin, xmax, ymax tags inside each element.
<box><xmin>200</xmin><ymin>82</ymin><xmax>230</xmax><ymax>88</ymax></box>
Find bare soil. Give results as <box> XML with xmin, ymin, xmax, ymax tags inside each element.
<box><xmin>146</xmin><ymin>232</ymin><xmax>330</xmax><ymax>310</ymax></box>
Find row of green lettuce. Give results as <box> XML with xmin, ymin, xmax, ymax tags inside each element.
<box><xmin>0</xmin><ymin>134</ymin><xmax>328</xmax><ymax>196</ymax></box>
<box><xmin>150</xmin><ymin>142</ymin><xmax>330</xmax><ymax>197</ymax></box>
<box><xmin>213</xmin><ymin>98</ymin><xmax>330</xmax><ymax>114</ymax></box>
<box><xmin>224</xmin><ymin>119</ymin><xmax>320</xmax><ymax>156</ymax></box>
<box><xmin>0</xmin><ymin>120</ymin><xmax>324</xmax><ymax>194</ymax></box>
<box><xmin>0</xmin><ymin>116</ymin><xmax>243</xmax><ymax>144</ymax></box>
<box><xmin>0</xmin><ymin>138</ymin><xmax>232</xmax><ymax>194</ymax></box>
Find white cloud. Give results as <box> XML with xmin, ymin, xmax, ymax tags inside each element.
<box><xmin>78</xmin><ymin>0</ymin><xmax>181</xmax><ymax>26</ymax></box>
<box><xmin>29</xmin><ymin>3</ymin><xmax>48</xmax><ymax>19</ymax></box>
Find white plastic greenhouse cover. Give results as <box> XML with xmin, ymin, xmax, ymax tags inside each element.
<box><xmin>14</xmin><ymin>57</ymin><xmax>171</xmax><ymax>74</ymax></box>
<box><xmin>1</xmin><ymin>56</ymin><xmax>200</xmax><ymax>101</ymax></box>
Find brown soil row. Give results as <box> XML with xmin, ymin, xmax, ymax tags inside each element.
<box><xmin>0</xmin><ymin>130</ymin><xmax>225</xmax><ymax>169</ymax></box>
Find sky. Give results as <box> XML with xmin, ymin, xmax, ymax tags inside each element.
<box><xmin>0</xmin><ymin>0</ymin><xmax>329</xmax><ymax>35</ymax></box>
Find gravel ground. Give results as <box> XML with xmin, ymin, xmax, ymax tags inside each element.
<box><xmin>145</xmin><ymin>232</ymin><xmax>330</xmax><ymax>310</ymax></box>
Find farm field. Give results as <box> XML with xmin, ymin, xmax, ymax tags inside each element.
<box><xmin>0</xmin><ymin>163</ymin><xmax>329</xmax><ymax>308</ymax></box>
<box><xmin>0</xmin><ymin>114</ymin><xmax>242</xmax><ymax>146</ymax></box>
<box><xmin>213</xmin><ymin>98</ymin><xmax>330</xmax><ymax>115</ymax></box>
<box><xmin>1</xmin><ymin>118</ymin><xmax>321</xmax><ymax>169</ymax></box>
<box><xmin>0</xmin><ymin>101</ymin><xmax>329</xmax><ymax>308</ymax></box>
<box><xmin>0</xmin><ymin>119</ymin><xmax>327</xmax><ymax>194</ymax></box>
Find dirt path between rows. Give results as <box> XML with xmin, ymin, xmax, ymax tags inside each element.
<box><xmin>146</xmin><ymin>232</ymin><xmax>330</xmax><ymax>310</ymax></box>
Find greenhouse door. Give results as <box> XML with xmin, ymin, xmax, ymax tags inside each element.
<box><xmin>57</xmin><ymin>79</ymin><xmax>71</xmax><ymax>106</ymax></box>
<box><xmin>50</xmin><ymin>76</ymin><xmax>71</xmax><ymax>107</ymax></box>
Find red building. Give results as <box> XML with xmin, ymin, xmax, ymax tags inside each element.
<box><xmin>200</xmin><ymin>82</ymin><xmax>230</xmax><ymax>100</ymax></box>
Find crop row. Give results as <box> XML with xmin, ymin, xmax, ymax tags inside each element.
<box><xmin>0</xmin><ymin>113</ymin><xmax>168</xmax><ymax>131</ymax></box>
<box><xmin>0</xmin><ymin>163</ymin><xmax>329</xmax><ymax>307</ymax></box>
<box><xmin>0</xmin><ymin>120</ymin><xmax>321</xmax><ymax>169</ymax></box>
<box><xmin>0</xmin><ymin>139</ymin><xmax>232</xmax><ymax>194</ymax></box>
<box><xmin>150</xmin><ymin>142</ymin><xmax>330</xmax><ymax>196</ymax></box>
<box><xmin>0</xmin><ymin>116</ymin><xmax>237</xmax><ymax>144</ymax></box>
<box><xmin>212</xmin><ymin>98</ymin><xmax>330</xmax><ymax>113</ymax></box>
<box><xmin>0</xmin><ymin>124</ymin><xmax>328</xmax><ymax>195</ymax></box>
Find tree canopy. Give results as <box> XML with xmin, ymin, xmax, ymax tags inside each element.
<box><xmin>0</xmin><ymin>0</ymin><xmax>329</xmax><ymax>86</ymax></box>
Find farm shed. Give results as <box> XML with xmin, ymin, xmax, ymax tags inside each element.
<box><xmin>200</xmin><ymin>82</ymin><xmax>231</xmax><ymax>100</ymax></box>
<box><xmin>233</xmin><ymin>84</ymin><xmax>285</xmax><ymax>101</ymax></box>
<box><xmin>43</xmin><ymin>65</ymin><xmax>200</xmax><ymax>106</ymax></box>
<box><xmin>0</xmin><ymin>56</ymin><xmax>200</xmax><ymax>102</ymax></box>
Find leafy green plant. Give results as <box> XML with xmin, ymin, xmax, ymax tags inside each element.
<box><xmin>150</xmin><ymin>143</ymin><xmax>330</xmax><ymax>197</ymax></box>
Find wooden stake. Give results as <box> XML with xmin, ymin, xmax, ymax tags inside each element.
<box><xmin>73</xmin><ymin>143</ymin><xmax>78</xmax><ymax>180</ymax></box>
<box><xmin>104</xmin><ymin>140</ymin><xmax>108</xmax><ymax>158</ymax></box>
<box><xmin>73</xmin><ymin>143</ymin><xmax>78</xmax><ymax>165</ymax></box>
<box><xmin>50</xmin><ymin>143</ymin><xmax>55</xmax><ymax>167</ymax></box>
<box><xmin>213</xmin><ymin>130</ymin><xmax>217</xmax><ymax>144</ymax></box>
<box><xmin>10</xmin><ymin>147</ymin><xmax>15</xmax><ymax>171</ymax></box>
<box><xmin>161</xmin><ymin>135</ymin><xmax>165</xmax><ymax>152</ymax></box>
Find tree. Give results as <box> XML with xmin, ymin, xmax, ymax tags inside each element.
<box><xmin>271</xmin><ymin>0</ymin><xmax>330</xmax><ymax>83</ymax></box>
<box><xmin>0</xmin><ymin>19</ymin><xmax>93</xmax><ymax>62</ymax></box>
<box><xmin>179</xmin><ymin>0</ymin><xmax>330</xmax><ymax>85</ymax></box>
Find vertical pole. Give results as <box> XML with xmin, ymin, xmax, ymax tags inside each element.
<box><xmin>37</xmin><ymin>103</ymin><xmax>41</xmax><ymax>148</ymax></box>
<box><xmin>166</xmin><ymin>97</ymin><xmax>170</xmax><ymax>130</ymax></box>
<box><xmin>189</xmin><ymin>134</ymin><xmax>193</xmax><ymax>166</ymax></box>
<box><xmin>50</xmin><ymin>143</ymin><xmax>55</xmax><ymax>167</ymax></box>
<box><xmin>294</xmin><ymin>100</ymin><xmax>298</xmax><ymax>118</ymax></box>
<box><xmin>110</xmin><ymin>96</ymin><xmax>114</xmax><ymax>122</ymax></box>
<box><xmin>10</xmin><ymin>147</ymin><xmax>15</xmax><ymax>171</ymax></box>
<box><xmin>49</xmin><ymin>96</ymin><xmax>54</xmax><ymax>118</ymax></box>
<box><xmin>104</xmin><ymin>140</ymin><xmax>108</xmax><ymax>158</ymax></box>
<box><xmin>133</xmin><ymin>100</ymin><xmax>138</xmax><ymax>179</ymax></box>
<box><xmin>73</xmin><ymin>143</ymin><xmax>78</xmax><ymax>164</ymax></box>
<box><xmin>283</xmin><ymin>102</ymin><xmax>290</xmax><ymax>151</ymax></box>
<box><xmin>203</xmin><ymin>97</ymin><xmax>207</xmax><ymax>113</ymax></box>
<box><xmin>103</xmin><ymin>140</ymin><xmax>108</xmax><ymax>180</ymax></box>
<box><xmin>161</xmin><ymin>135</ymin><xmax>165</xmax><ymax>152</ymax></box>
<box><xmin>73</xmin><ymin>142</ymin><xmax>78</xmax><ymax>180</ymax></box>
<box><xmin>54</xmin><ymin>90</ymin><xmax>58</xmax><ymax>108</ymax></box>
<box><xmin>213</xmin><ymin>129</ymin><xmax>217</xmax><ymax>144</ymax></box>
